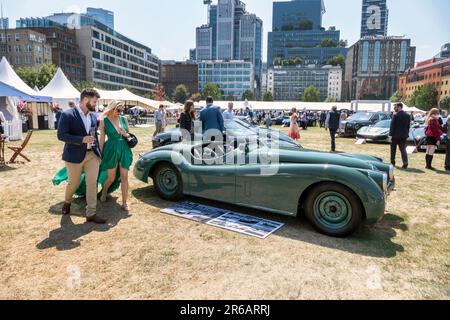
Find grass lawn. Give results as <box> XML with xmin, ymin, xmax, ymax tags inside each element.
<box><xmin>0</xmin><ymin>125</ymin><xmax>449</xmax><ymax>299</ymax></box>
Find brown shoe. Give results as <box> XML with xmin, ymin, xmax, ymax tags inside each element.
<box><xmin>86</xmin><ymin>215</ymin><xmax>107</xmax><ymax>224</ymax></box>
<box><xmin>62</xmin><ymin>203</ymin><xmax>71</xmax><ymax>215</ymax></box>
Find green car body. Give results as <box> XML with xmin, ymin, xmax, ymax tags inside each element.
<box><xmin>134</xmin><ymin>142</ymin><xmax>395</xmax><ymax>237</ymax></box>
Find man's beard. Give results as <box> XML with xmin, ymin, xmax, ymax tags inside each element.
<box><xmin>86</xmin><ymin>103</ymin><xmax>96</xmax><ymax>112</ymax></box>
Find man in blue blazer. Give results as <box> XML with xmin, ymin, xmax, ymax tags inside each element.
<box><xmin>200</xmin><ymin>96</ymin><xmax>224</xmax><ymax>140</ymax></box>
<box><xmin>57</xmin><ymin>88</ymin><xmax>106</xmax><ymax>224</ymax></box>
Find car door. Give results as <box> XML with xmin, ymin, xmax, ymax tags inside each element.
<box><xmin>186</xmin><ymin>144</ymin><xmax>236</xmax><ymax>204</ymax></box>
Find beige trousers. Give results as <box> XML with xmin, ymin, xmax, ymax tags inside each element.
<box><xmin>65</xmin><ymin>151</ymin><xmax>100</xmax><ymax>217</ymax></box>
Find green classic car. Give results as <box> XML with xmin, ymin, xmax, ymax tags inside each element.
<box><xmin>134</xmin><ymin>141</ymin><xmax>395</xmax><ymax>237</ymax></box>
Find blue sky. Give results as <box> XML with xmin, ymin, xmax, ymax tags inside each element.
<box><xmin>2</xmin><ymin>0</ymin><xmax>449</xmax><ymax>62</ymax></box>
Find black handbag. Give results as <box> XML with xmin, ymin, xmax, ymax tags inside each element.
<box><xmin>126</xmin><ymin>133</ymin><xmax>138</xmax><ymax>149</ymax></box>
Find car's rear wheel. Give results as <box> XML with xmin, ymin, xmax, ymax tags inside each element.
<box><xmin>304</xmin><ymin>183</ymin><xmax>363</xmax><ymax>237</ymax></box>
<box><xmin>153</xmin><ymin>163</ymin><xmax>183</xmax><ymax>201</ymax></box>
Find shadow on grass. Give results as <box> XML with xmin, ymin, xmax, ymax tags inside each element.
<box><xmin>132</xmin><ymin>186</ymin><xmax>405</xmax><ymax>259</ymax></box>
<box><xmin>0</xmin><ymin>165</ymin><xmax>17</xmax><ymax>172</ymax></box>
<box><xmin>37</xmin><ymin>198</ymin><xmax>131</xmax><ymax>251</ymax></box>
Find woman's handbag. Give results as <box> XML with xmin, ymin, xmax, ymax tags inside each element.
<box><xmin>126</xmin><ymin>133</ymin><xmax>138</xmax><ymax>149</ymax></box>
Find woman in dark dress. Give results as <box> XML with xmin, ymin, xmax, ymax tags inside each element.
<box><xmin>179</xmin><ymin>100</ymin><xmax>195</xmax><ymax>142</ymax></box>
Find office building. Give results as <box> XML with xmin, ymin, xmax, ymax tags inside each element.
<box><xmin>0</xmin><ymin>28</ymin><xmax>52</xmax><ymax>67</ymax></box>
<box><xmin>198</xmin><ymin>60</ymin><xmax>254</xmax><ymax>100</ymax></box>
<box><xmin>161</xmin><ymin>61</ymin><xmax>199</xmax><ymax>96</ymax></box>
<box><xmin>87</xmin><ymin>8</ymin><xmax>114</xmax><ymax>30</ymax></box>
<box><xmin>0</xmin><ymin>17</ymin><xmax>9</xmax><ymax>29</ymax></box>
<box><xmin>267</xmin><ymin>64</ymin><xmax>342</xmax><ymax>101</ymax></box>
<box><xmin>361</xmin><ymin>0</ymin><xmax>389</xmax><ymax>38</ymax></box>
<box><xmin>399</xmin><ymin>57</ymin><xmax>450</xmax><ymax>103</ymax></box>
<box><xmin>268</xmin><ymin>0</ymin><xmax>347</xmax><ymax>67</ymax></box>
<box><xmin>345</xmin><ymin>36</ymin><xmax>416</xmax><ymax>100</ymax></box>
<box><xmin>195</xmin><ymin>0</ymin><xmax>263</xmax><ymax>91</ymax></box>
<box><xmin>17</xmin><ymin>17</ymin><xmax>86</xmax><ymax>82</ymax></box>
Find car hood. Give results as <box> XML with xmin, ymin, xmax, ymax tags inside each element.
<box><xmin>357</xmin><ymin>126</ymin><xmax>390</xmax><ymax>135</ymax></box>
<box><xmin>276</xmin><ymin>148</ymin><xmax>381</xmax><ymax>170</ymax></box>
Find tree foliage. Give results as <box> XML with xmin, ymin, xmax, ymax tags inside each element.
<box><xmin>16</xmin><ymin>64</ymin><xmax>57</xmax><ymax>90</ymax></box>
<box><xmin>241</xmin><ymin>90</ymin><xmax>255</xmax><ymax>101</ymax></box>
<box><xmin>439</xmin><ymin>95</ymin><xmax>450</xmax><ymax>111</ymax></box>
<box><xmin>408</xmin><ymin>84</ymin><xmax>438</xmax><ymax>111</ymax></box>
<box><xmin>172</xmin><ymin>84</ymin><xmax>190</xmax><ymax>103</ymax></box>
<box><xmin>302</xmin><ymin>85</ymin><xmax>321</xmax><ymax>102</ymax></box>
<box><xmin>326</xmin><ymin>54</ymin><xmax>346</xmax><ymax>68</ymax></box>
<box><xmin>202</xmin><ymin>83</ymin><xmax>221</xmax><ymax>100</ymax></box>
<box><xmin>324</xmin><ymin>96</ymin><xmax>337</xmax><ymax>103</ymax></box>
<box><xmin>263</xmin><ymin>91</ymin><xmax>274</xmax><ymax>102</ymax></box>
<box><xmin>317</xmin><ymin>38</ymin><xmax>337</xmax><ymax>48</ymax></box>
<box><xmin>390</xmin><ymin>90</ymin><xmax>403</xmax><ymax>103</ymax></box>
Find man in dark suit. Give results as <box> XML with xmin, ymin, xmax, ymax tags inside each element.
<box><xmin>325</xmin><ymin>107</ymin><xmax>340</xmax><ymax>152</ymax></box>
<box><xmin>57</xmin><ymin>88</ymin><xmax>105</xmax><ymax>224</ymax></box>
<box><xmin>200</xmin><ymin>96</ymin><xmax>224</xmax><ymax>140</ymax></box>
<box><xmin>390</xmin><ymin>103</ymin><xmax>411</xmax><ymax>169</ymax></box>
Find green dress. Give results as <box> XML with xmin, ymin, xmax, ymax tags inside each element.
<box><xmin>52</xmin><ymin>116</ymin><xmax>133</xmax><ymax>197</ymax></box>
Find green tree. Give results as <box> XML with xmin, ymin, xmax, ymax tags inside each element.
<box><xmin>318</xmin><ymin>38</ymin><xmax>337</xmax><ymax>48</ymax></box>
<box><xmin>390</xmin><ymin>90</ymin><xmax>403</xmax><ymax>103</ymax></box>
<box><xmin>440</xmin><ymin>95</ymin><xmax>450</xmax><ymax>111</ymax></box>
<box><xmin>172</xmin><ymin>84</ymin><xmax>190</xmax><ymax>103</ymax></box>
<box><xmin>74</xmin><ymin>81</ymin><xmax>104</xmax><ymax>92</ymax></box>
<box><xmin>281</xmin><ymin>24</ymin><xmax>294</xmax><ymax>31</ymax></box>
<box><xmin>302</xmin><ymin>85</ymin><xmax>321</xmax><ymax>102</ymax></box>
<box><xmin>409</xmin><ymin>84</ymin><xmax>438</xmax><ymax>111</ymax></box>
<box><xmin>202</xmin><ymin>83</ymin><xmax>221</xmax><ymax>100</ymax></box>
<box><xmin>326</xmin><ymin>54</ymin><xmax>346</xmax><ymax>68</ymax></box>
<box><xmin>324</xmin><ymin>96</ymin><xmax>337</xmax><ymax>103</ymax></box>
<box><xmin>190</xmin><ymin>93</ymin><xmax>202</xmax><ymax>102</ymax></box>
<box><xmin>16</xmin><ymin>64</ymin><xmax>57</xmax><ymax>89</ymax></box>
<box><xmin>145</xmin><ymin>91</ymin><xmax>155</xmax><ymax>100</ymax></box>
<box><xmin>225</xmin><ymin>93</ymin><xmax>235</xmax><ymax>101</ymax></box>
<box><xmin>241</xmin><ymin>90</ymin><xmax>255</xmax><ymax>101</ymax></box>
<box><xmin>338</xmin><ymin>40</ymin><xmax>348</xmax><ymax>48</ymax></box>
<box><xmin>263</xmin><ymin>91</ymin><xmax>274</xmax><ymax>102</ymax></box>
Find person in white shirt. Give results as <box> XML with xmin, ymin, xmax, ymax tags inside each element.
<box><xmin>223</xmin><ymin>102</ymin><xmax>235</xmax><ymax>121</ymax></box>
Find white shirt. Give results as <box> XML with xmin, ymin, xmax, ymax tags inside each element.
<box><xmin>76</xmin><ymin>105</ymin><xmax>92</xmax><ymax>134</ymax></box>
<box><xmin>223</xmin><ymin>110</ymin><xmax>234</xmax><ymax>120</ymax></box>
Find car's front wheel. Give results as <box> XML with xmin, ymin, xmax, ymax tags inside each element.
<box><xmin>152</xmin><ymin>163</ymin><xmax>183</xmax><ymax>201</ymax></box>
<box><xmin>304</xmin><ymin>183</ymin><xmax>364</xmax><ymax>237</ymax></box>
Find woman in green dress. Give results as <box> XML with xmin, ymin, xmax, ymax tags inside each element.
<box><xmin>53</xmin><ymin>100</ymin><xmax>133</xmax><ymax>211</ymax></box>
<box><xmin>99</xmin><ymin>100</ymin><xmax>133</xmax><ymax>211</ymax></box>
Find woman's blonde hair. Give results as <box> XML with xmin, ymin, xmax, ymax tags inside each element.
<box><xmin>103</xmin><ymin>100</ymin><xmax>125</xmax><ymax>119</ymax></box>
<box><xmin>425</xmin><ymin>108</ymin><xmax>440</xmax><ymax>126</ymax></box>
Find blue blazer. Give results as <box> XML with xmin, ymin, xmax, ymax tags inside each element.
<box><xmin>57</xmin><ymin>108</ymin><xmax>102</xmax><ymax>164</ymax></box>
<box><xmin>200</xmin><ymin>105</ymin><xmax>225</xmax><ymax>133</ymax></box>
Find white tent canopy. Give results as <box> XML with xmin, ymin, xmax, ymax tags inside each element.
<box><xmin>196</xmin><ymin>100</ymin><xmax>425</xmax><ymax>113</ymax></box>
<box><xmin>95</xmin><ymin>88</ymin><xmax>178</xmax><ymax>111</ymax></box>
<box><xmin>39</xmin><ymin>68</ymin><xmax>80</xmax><ymax>100</ymax></box>
<box><xmin>0</xmin><ymin>57</ymin><xmax>50</xmax><ymax>98</ymax></box>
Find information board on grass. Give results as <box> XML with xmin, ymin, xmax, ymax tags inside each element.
<box><xmin>161</xmin><ymin>202</ymin><xmax>284</xmax><ymax>239</ymax></box>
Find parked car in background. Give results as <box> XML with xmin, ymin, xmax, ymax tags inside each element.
<box><xmin>356</xmin><ymin>120</ymin><xmax>417</xmax><ymax>144</ymax></box>
<box><xmin>342</xmin><ymin>112</ymin><xmax>391</xmax><ymax>137</ymax></box>
<box><xmin>410</xmin><ymin>118</ymin><xmax>448</xmax><ymax>152</ymax></box>
<box><xmin>272</xmin><ymin>115</ymin><xmax>289</xmax><ymax>126</ymax></box>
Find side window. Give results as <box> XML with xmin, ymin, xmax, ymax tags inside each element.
<box><xmin>372</xmin><ymin>115</ymin><xmax>379</xmax><ymax>122</ymax></box>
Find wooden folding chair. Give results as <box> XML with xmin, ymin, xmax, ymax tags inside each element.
<box><xmin>8</xmin><ymin>130</ymin><xmax>33</xmax><ymax>163</ymax></box>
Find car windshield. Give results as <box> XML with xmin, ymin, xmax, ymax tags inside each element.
<box><xmin>224</xmin><ymin>120</ymin><xmax>251</xmax><ymax>130</ymax></box>
<box><xmin>374</xmin><ymin>120</ymin><xmax>391</xmax><ymax>128</ymax></box>
<box><xmin>348</xmin><ymin>112</ymin><xmax>373</xmax><ymax>121</ymax></box>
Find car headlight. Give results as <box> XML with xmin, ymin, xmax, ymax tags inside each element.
<box><xmin>388</xmin><ymin>164</ymin><xmax>395</xmax><ymax>181</ymax></box>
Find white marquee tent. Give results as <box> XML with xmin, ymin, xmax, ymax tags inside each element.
<box><xmin>0</xmin><ymin>57</ymin><xmax>52</xmax><ymax>138</ymax></box>
<box><xmin>95</xmin><ymin>88</ymin><xmax>178</xmax><ymax>111</ymax></box>
<box><xmin>39</xmin><ymin>68</ymin><xmax>80</xmax><ymax>111</ymax></box>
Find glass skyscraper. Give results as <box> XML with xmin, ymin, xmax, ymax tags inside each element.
<box><xmin>195</xmin><ymin>0</ymin><xmax>263</xmax><ymax>91</ymax></box>
<box><xmin>87</xmin><ymin>8</ymin><xmax>115</xmax><ymax>30</ymax></box>
<box><xmin>360</xmin><ymin>0</ymin><xmax>389</xmax><ymax>38</ymax></box>
<box><xmin>267</xmin><ymin>0</ymin><xmax>347</xmax><ymax>67</ymax></box>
